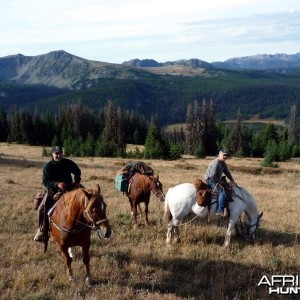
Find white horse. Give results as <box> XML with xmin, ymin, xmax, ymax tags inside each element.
<box><xmin>164</xmin><ymin>183</ymin><xmax>263</xmax><ymax>247</ymax></box>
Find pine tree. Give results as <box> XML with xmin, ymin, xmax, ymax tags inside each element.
<box><xmin>185</xmin><ymin>102</ymin><xmax>194</xmax><ymax>154</ymax></box>
<box><xmin>288</xmin><ymin>104</ymin><xmax>299</xmax><ymax>145</ymax></box>
<box><xmin>198</xmin><ymin>99</ymin><xmax>208</xmax><ymax>156</ymax></box>
<box><xmin>0</xmin><ymin>108</ymin><xmax>8</xmax><ymax>142</ymax></box>
<box><xmin>185</xmin><ymin>100</ymin><xmax>203</xmax><ymax>155</ymax></box>
<box><xmin>229</xmin><ymin>108</ymin><xmax>248</xmax><ymax>156</ymax></box>
<box><xmin>206</xmin><ymin>98</ymin><xmax>218</xmax><ymax>155</ymax></box>
<box><xmin>7</xmin><ymin>108</ymin><xmax>21</xmax><ymax>143</ymax></box>
<box><xmin>261</xmin><ymin>139</ymin><xmax>279</xmax><ymax>167</ymax></box>
<box><xmin>102</xmin><ymin>100</ymin><xmax>125</xmax><ymax>150</ymax></box>
<box><xmin>144</xmin><ymin>122</ymin><xmax>168</xmax><ymax>159</ymax></box>
<box><xmin>80</xmin><ymin>133</ymin><xmax>95</xmax><ymax>157</ymax></box>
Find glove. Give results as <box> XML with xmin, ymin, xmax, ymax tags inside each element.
<box><xmin>57</xmin><ymin>182</ymin><xmax>67</xmax><ymax>191</ymax></box>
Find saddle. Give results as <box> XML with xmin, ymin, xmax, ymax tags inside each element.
<box><xmin>121</xmin><ymin>161</ymin><xmax>154</xmax><ymax>179</ymax></box>
<box><xmin>192</xmin><ymin>178</ymin><xmax>211</xmax><ymax>207</ymax></box>
<box><xmin>193</xmin><ymin>177</ymin><xmax>234</xmax><ymax>220</ymax></box>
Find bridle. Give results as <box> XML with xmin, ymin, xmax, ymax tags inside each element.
<box><xmin>50</xmin><ymin>194</ymin><xmax>109</xmax><ymax>236</ymax></box>
<box><xmin>151</xmin><ymin>179</ymin><xmax>165</xmax><ymax>201</ymax></box>
<box><xmin>240</xmin><ymin>212</ymin><xmax>262</xmax><ymax>241</ymax></box>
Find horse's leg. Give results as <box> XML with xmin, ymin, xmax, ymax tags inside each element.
<box><xmin>68</xmin><ymin>247</ymin><xmax>73</xmax><ymax>258</ymax></box>
<box><xmin>166</xmin><ymin>222</ymin><xmax>173</xmax><ymax>244</ymax></box>
<box><xmin>82</xmin><ymin>244</ymin><xmax>91</xmax><ymax>287</ymax></box>
<box><xmin>128</xmin><ymin>198</ymin><xmax>137</xmax><ymax>225</ymax></box>
<box><xmin>138</xmin><ymin>203</ymin><xmax>143</xmax><ymax>214</ymax></box>
<box><xmin>60</xmin><ymin>245</ymin><xmax>73</xmax><ymax>280</ymax></box>
<box><xmin>224</xmin><ymin>216</ymin><xmax>239</xmax><ymax>247</ymax></box>
<box><xmin>132</xmin><ymin>202</ymin><xmax>138</xmax><ymax>226</ymax></box>
<box><xmin>173</xmin><ymin>226</ymin><xmax>181</xmax><ymax>243</ymax></box>
<box><xmin>166</xmin><ymin>219</ymin><xmax>181</xmax><ymax>244</ymax></box>
<box><xmin>144</xmin><ymin>202</ymin><xmax>149</xmax><ymax>225</ymax></box>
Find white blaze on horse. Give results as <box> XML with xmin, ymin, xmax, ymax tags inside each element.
<box><xmin>164</xmin><ymin>182</ymin><xmax>263</xmax><ymax>247</ymax></box>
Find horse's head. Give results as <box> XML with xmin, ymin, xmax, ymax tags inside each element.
<box><xmin>82</xmin><ymin>184</ymin><xmax>111</xmax><ymax>238</ymax></box>
<box><xmin>150</xmin><ymin>175</ymin><xmax>165</xmax><ymax>202</ymax></box>
<box><xmin>245</xmin><ymin>212</ymin><xmax>263</xmax><ymax>242</ymax></box>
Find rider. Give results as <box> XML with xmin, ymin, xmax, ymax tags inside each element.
<box><xmin>205</xmin><ymin>149</ymin><xmax>236</xmax><ymax>217</ymax></box>
<box><xmin>33</xmin><ymin>145</ymin><xmax>81</xmax><ymax>242</ymax></box>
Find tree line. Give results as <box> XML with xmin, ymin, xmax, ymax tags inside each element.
<box><xmin>0</xmin><ymin>100</ymin><xmax>299</xmax><ymax>165</ymax></box>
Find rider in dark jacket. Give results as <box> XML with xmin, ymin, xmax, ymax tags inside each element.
<box><xmin>43</xmin><ymin>151</ymin><xmax>81</xmax><ymax>190</ymax></box>
<box><xmin>34</xmin><ymin>146</ymin><xmax>81</xmax><ymax>242</ymax></box>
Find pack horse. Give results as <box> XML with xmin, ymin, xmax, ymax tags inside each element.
<box><xmin>115</xmin><ymin>161</ymin><xmax>165</xmax><ymax>225</ymax></box>
<box><xmin>164</xmin><ymin>182</ymin><xmax>263</xmax><ymax>247</ymax></box>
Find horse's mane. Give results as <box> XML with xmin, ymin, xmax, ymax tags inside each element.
<box><xmin>234</xmin><ymin>185</ymin><xmax>259</xmax><ymax>214</ymax></box>
<box><xmin>61</xmin><ymin>188</ymin><xmax>87</xmax><ymax>212</ymax></box>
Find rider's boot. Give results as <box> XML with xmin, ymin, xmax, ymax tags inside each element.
<box><xmin>33</xmin><ymin>228</ymin><xmax>43</xmax><ymax>242</ymax></box>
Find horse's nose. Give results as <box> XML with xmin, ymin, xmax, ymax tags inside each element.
<box><xmin>104</xmin><ymin>225</ymin><xmax>112</xmax><ymax>238</ymax></box>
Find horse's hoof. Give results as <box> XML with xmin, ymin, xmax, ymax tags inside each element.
<box><xmin>85</xmin><ymin>277</ymin><xmax>92</xmax><ymax>287</ymax></box>
<box><xmin>68</xmin><ymin>247</ymin><xmax>73</xmax><ymax>258</ymax></box>
<box><xmin>69</xmin><ymin>275</ymin><xmax>74</xmax><ymax>281</ymax></box>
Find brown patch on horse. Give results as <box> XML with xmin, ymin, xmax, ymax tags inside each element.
<box><xmin>192</xmin><ymin>178</ymin><xmax>211</xmax><ymax>207</ymax></box>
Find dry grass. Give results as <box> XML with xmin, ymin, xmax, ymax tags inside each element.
<box><xmin>0</xmin><ymin>143</ymin><xmax>299</xmax><ymax>299</ymax></box>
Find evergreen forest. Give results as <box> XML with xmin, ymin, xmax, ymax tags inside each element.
<box><xmin>1</xmin><ymin>100</ymin><xmax>299</xmax><ymax>167</ymax></box>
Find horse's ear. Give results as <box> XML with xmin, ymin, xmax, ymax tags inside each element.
<box><xmin>94</xmin><ymin>184</ymin><xmax>101</xmax><ymax>194</ymax></box>
<box><xmin>82</xmin><ymin>189</ymin><xmax>92</xmax><ymax>199</ymax></box>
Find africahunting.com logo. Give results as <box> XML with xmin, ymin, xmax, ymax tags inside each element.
<box><xmin>258</xmin><ymin>275</ymin><xmax>300</xmax><ymax>295</ymax></box>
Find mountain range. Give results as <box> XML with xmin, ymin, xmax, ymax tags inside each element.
<box><xmin>0</xmin><ymin>50</ymin><xmax>300</xmax><ymax>125</ymax></box>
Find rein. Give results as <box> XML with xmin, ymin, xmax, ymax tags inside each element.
<box><xmin>232</xmin><ymin>185</ymin><xmax>245</xmax><ymax>201</ymax></box>
<box><xmin>151</xmin><ymin>185</ymin><xmax>165</xmax><ymax>199</ymax></box>
<box><xmin>173</xmin><ymin>198</ymin><xmax>218</xmax><ymax>227</ymax></box>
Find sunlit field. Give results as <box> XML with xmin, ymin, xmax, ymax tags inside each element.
<box><xmin>0</xmin><ymin>143</ymin><xmax>299</xmax><ymax>299</ymax></box>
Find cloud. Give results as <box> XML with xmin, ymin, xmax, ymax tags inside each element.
<box><xmin>1</xmin><ymin>0</ymin><xmax>300</xmax><ymax>62</ymax></box>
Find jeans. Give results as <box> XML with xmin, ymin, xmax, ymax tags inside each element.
<box><xmin>206</xmin><ymin>178</ymin><xmax>227</xmax><ymax>212</ymax></box>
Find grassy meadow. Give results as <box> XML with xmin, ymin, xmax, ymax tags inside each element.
<box><xmin>0</xmin><ymin>143</ymin><xmax>299</xmax><ymax>300</ymax></box>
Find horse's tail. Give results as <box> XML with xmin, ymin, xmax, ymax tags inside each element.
<box><xmin>163</xmin><ymin>191</ymin><xmax>172</xmax><ymax>224</ymax></box>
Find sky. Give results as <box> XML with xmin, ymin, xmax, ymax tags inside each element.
<box><xmin>1</xmin><ymin>0</ymin><xmax>300</xmax><ymax>64</ymax></box>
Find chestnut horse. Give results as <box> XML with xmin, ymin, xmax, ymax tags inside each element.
<box><xmin>48</xmin><ymin>184</ymin><xmax>111</xmax><ymax>286</ymax></box>
<box><xmin>126</xmin><ymin>173</ymin><xmax>165</xmax><ymax>225</ymax></box>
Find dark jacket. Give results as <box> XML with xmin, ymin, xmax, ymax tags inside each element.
<box><xmin>42</xmin><ymin>157</ymin><xmax>81</xmax><ymax>189</ymax></box>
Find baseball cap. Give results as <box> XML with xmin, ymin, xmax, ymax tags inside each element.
<box><xmin>52</xmin><ymin>146</ymin><xmax>63</xmax><ymax>153</ymax></box>
<box><xmin>219</xmin><ymin>149</ymin><xmax>229</xmax><ymax>156</ymax></box>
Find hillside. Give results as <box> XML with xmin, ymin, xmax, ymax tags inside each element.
<box><xmin>1</xmin><ymin>50</ymin><xmax>300</xmax><ymax>125</ymax></box>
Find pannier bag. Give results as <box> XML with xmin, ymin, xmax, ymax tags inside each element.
<box><xmin>115</xmin><ymin>174</ymin><xmax>128</xmax><ymax>192</ymax></box>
